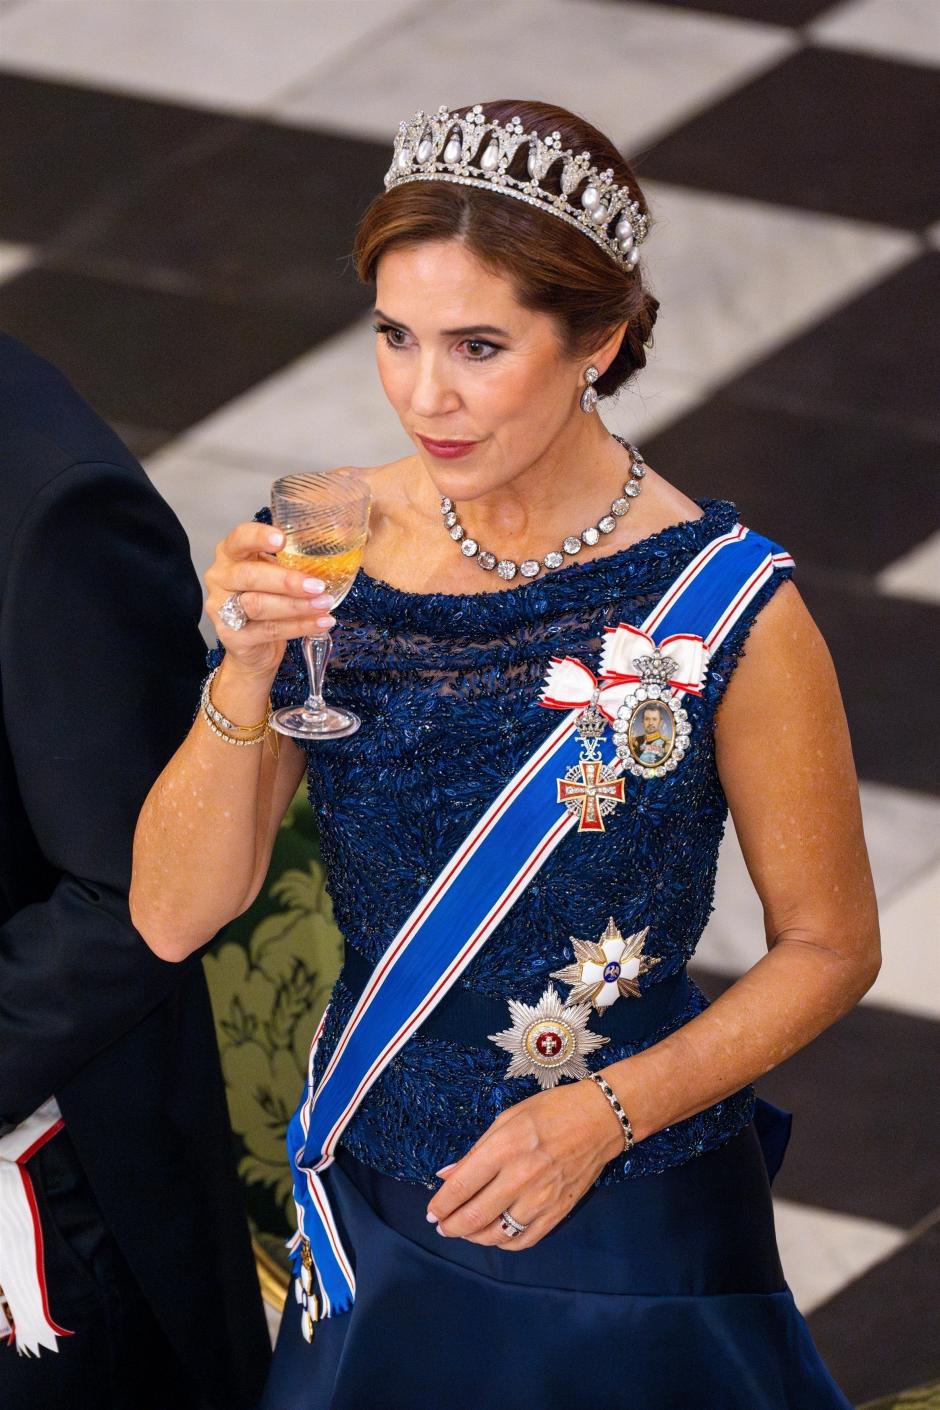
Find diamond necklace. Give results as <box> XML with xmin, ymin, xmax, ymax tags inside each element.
<box><xmin>439</xmin><ymin>433</ymin><xmax>646</xmax><ymax>581</ymax></box>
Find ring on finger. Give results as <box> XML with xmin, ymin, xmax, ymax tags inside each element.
<box><xmin>219</xmin><ymin>591</ymin><xmax>250</xmax><ymax>632</ymax></box>
<box><xmin>498</xmin><ymin>1209</ymin><xmax>528</xmax><ymax>1238</ymax></box>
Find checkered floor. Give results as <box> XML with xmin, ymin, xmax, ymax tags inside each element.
<box><xmin>0</xmin><ymin>1</ymin><xmax>937</xmax><ymax>1402</ymax></box>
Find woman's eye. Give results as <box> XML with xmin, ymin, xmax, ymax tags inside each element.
<box><xmin>463</xmin><ymin>339</ymin><xmax>499</xmax><ymax>361</ymax></box>
<box><xmin>372</xmin><ymin>323</ymin><xmax>500</xmax><ymax>361</ymax></box>
<box><xmin>373</xmin><ymin>322</ymin><xmax>408</xmax><ymax>348</ymax></box>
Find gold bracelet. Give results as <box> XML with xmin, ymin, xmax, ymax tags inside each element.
<box><xmin>200</xmin><ymin>699</ymin><xmax>268</xmax><ymax>747</ymax></box>
<box><xmin>202</xmin><ymin>665</ymin><xmax>271</xmax><ymax>736</ymax></box>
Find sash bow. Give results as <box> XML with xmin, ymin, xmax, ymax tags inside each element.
<box><xmin>538</xmin><ymin>657</ymin><xmax>625</xmax><ymax>721</ymax></box>
<box><xmin>540</xmin><ymin>626</ymin><xmax>709</xmax><ymax>722</ymax></box>
<box><xmin>600</xmin><ymin>623</ymin><xmax>709</xmax><ymax>697</ymax></box>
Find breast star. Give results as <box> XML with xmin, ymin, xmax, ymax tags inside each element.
<box><xmin>550</xmin><ymin>917</ymin><xmax>660</xmax><ymax>1010</ymax></box>
<box><xmin>487</xmin><ymin>984</ymin><xmax>610</xmax><ymax>1091</ymax></box>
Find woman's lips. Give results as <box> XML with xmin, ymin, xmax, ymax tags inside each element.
<box><xmin>417</xmin><ymin>435</ymin><xmax>478</xmax><ymax>459</ymax></box>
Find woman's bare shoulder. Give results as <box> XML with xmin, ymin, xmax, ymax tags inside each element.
<box><xmin>717</xmin><ymin>579</ymin><xmax>835</xmax><ymax>729</ymax></box>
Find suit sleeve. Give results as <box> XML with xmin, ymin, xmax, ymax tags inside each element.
<box><xmin>0</xmin><ymin>459</ymin><xmax>210</xmax><ymax>1121</ymax></box>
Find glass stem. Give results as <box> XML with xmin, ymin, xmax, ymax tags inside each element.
<box><xmin>301</xmin><ymin>634</ymin><xmax>332</xmax><ymax>714</ymax></box>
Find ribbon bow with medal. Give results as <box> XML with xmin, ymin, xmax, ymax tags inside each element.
<box><xmin>539</xmin><ymin>622</ymin><xmax>709</xmax><ymax>832</ymax></box>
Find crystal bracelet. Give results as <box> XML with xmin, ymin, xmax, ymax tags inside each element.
<box><xmin>584</xmin><ymin>1071</ymin><xmax>635</xmax><ymax>1153</ymax></box>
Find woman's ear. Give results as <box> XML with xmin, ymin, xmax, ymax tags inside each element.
<box><xmin>592</xmin><ymin>319</ymin><xmax>630</xmax><ymax>379</ymax></box>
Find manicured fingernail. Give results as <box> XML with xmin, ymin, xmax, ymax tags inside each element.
<box><xmin>308</xmin><ymin>594</ymin><xmax>332</xmax><ymax>608</ymax></box>
<box><xmin>436</xmin><ymin>1164</ymin><xmax>456</xmax><ymax>1176</ymax></box>
<box><xmin>318</xmin><ymin>615</ymin><xmax>336</xmax><ymax>629</ymax></box>
<box><xmin>435</xmin><ymin>1225</ymin><xmax>446</xmax><ymax>1236</ymax></box>
<box><xmin>268</xmin><ymin>531</ymin><xmax>284</xmax><ymax>547</ymax></box>
<box><xmin>303</xmin><ymin>577</ymin><xmax>325</xmax><ymax>593</ymax></box>
<box><xmin>425</xmin><ymin>1211</ymin><xmax>438</xmax><ymax>1224</ymax></box>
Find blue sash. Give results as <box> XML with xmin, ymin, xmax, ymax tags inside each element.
<box><xmin>287</xmin><ymin>522</ymin><xmax>793</xmax><ymax>1318</ymax></box>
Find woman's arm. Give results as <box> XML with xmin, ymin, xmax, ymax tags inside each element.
<box><xmin>129</xmin><ymin>521</ymin><xmax>334</xmax><ymax>961</ymax></box>
<box><xmin>600</xmin><ymin>578</ymin><xmax>880</xmax><ymax>1143</ymax></box>
<box><xmin>428</xmin><ymin>580</ymin><xmax>881</xmax><ymax>1247</ymax></box>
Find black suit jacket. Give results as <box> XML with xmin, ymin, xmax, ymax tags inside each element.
<box><xmin>0</xmin><ymin>333</ymin><xmax>270</xmax><ymax>1407</ymax></box>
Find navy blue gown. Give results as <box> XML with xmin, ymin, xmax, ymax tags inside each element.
<box><xmin>248</xmin><ymin>499</ymin><xmax>852</xmax><ymax>1410</ymax></box>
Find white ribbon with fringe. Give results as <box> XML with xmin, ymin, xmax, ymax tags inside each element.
<box><xmin>0</xmin><ymin>1098</ymin><xmax>72</xmax><ymax>1356</ymax></box>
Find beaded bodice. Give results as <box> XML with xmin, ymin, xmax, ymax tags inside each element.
<box><xmin>246</xmin><ymin>498</ymin><xmax>792</xmax><ymax>1188</ymax></box>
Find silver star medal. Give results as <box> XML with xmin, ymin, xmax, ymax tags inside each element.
<box><xmin>487</xmin><ymin>984</ymin><xmax>609</xmax><ymax>1090</ymax></box>
<box><xmin>551</xmin><ymin>917</ymin><xmax>660</xmax><ymax>1010</ymax></box>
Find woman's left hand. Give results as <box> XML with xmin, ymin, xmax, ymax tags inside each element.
<box><xmin>425</xmin><ymin>1077</ymin><xmax>626</xmax><ymax>1251</ymax></box>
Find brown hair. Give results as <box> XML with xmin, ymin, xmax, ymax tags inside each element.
<box><xmin>351</xmin><ymin>99</ymin><xmax>659</xmax><ymax>400</ymax></box>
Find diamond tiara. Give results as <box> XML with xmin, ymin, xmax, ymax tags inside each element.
<box><xmin>383</xmin><ymin>103</ymin><xmax>650</xmax><ymax>273</ymax></box>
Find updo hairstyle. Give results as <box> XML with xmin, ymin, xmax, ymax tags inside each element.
<box><xmin>352</xmin><ymin>99</ymin><xmax>659</xmax><ymax>401</ymax></box>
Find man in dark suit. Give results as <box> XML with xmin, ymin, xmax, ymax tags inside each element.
<box><xmin>0</xmin><ymin>332</ymin><xmax>271</xmax><ymax>1407</ymax></box>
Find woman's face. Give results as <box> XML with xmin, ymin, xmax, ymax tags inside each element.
<box><xmin>373</xmin><ymin>238</ymin><xmax>595</xmax><ymax>502</ymax></box>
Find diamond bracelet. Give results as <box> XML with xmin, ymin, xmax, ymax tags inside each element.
<box><xmin>199</xmin><ymin>666</ymin><xmax>271</xmax><ymax>746</ymax></box>
<box><xmin>584</xmin><ymin>1071</ymin><xmax>635</xmax><ymax>1153</ymax></box>
<box><xmin>200</xmin><ymin>706</ymin><xmax>268</xmax><ymax>747</ymax></box>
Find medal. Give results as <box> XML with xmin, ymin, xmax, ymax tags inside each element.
<box><xmin>550</xmin><ymin>917</ymin><xmax>660</xmax><ymax>1009</ymax></box>
<box><xmin>600</xmin><ymin>624</ymin><xmax>707</xmax><ymax>780</ymax></box>
<box><xmin>539</xmin><ymin>625</ymin><xmax>707</xmax><ymax>819</ymax></box>
<box><xmin>487</xmin><ymin>983</ymin><xmax>610</xmax><ymax>1090</ymax></box>
<box><xmin>612</xmin><ymin>652</ymin><xmax>689</xmax><ymax>779</ymax></box>
<box><xmin>294</xmin><ymin>1237</ymin><xmax>319</xmax><ymax>1342</ymax></box>
<box><xmin>556</xmin><ymin>698</ymin><xmax>625</xmax><ymax>833</ymax></box>
<box><xmin>600</xmin><ymin>625</ymin><xmax>707</xmax><ymax>780</ymax></box>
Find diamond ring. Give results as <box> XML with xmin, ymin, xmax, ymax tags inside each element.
<box><xmin>219</xmin><ymin>592</ymin><xmax>249</xmax><ymax>632</ymax></box>
<box><xmin>498</xmin><ymin>1209</ymin><xmax>527</xmax><ymax>1238</ymax></box>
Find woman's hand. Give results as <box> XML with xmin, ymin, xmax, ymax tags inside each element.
<box><xmin>426</xmin><ymin>1077</ymin><xmax>626</xmax><ymax>1251</ymax></box>
<box><xmin>204</xmin><ymin>522</ymin><xmax>336</xmax><ymax>678</ymax></box>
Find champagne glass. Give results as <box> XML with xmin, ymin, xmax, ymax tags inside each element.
<box><xmin>269</xmin><ymin>471</ymin><xmax>372</xmax><ymax>740</ymax></box>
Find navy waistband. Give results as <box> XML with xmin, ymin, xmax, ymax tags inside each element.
<box><xmin>339</xmin><ymin>944</ymin><xmax>693</xmax><ymax>1049</ymax></box>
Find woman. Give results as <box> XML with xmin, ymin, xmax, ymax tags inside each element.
<box><xmin>131</xmin><ymin>99</ymin><xmax>879</xmax><ymax>1409</ymax></box>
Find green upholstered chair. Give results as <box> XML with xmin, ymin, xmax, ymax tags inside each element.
<box><xmin>859</xmin><ymin>1389</ymin><xmax>940</xmax><ymax>1409</ymax></box>
<box><xmin>202</xmin><ymin>783</ymin><xmax>343</xmax><ymax>1310</ymax></box>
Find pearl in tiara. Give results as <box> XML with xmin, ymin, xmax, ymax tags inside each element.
<box><xmin>383</xmin><ymin>103</ymin><xmax>649</xmax><ymax>273</ymax></box>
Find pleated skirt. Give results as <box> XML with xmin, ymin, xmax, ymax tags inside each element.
<box><xmin>260</xmin><ymin>1104</ymin><xmax>851</xmax><ymax>1410</ymax></box>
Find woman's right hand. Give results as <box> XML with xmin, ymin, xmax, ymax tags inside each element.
<box><xmin>204</xmin><ymin>521</ymin><xmax>336</xmax><ymax>680</ymax></box>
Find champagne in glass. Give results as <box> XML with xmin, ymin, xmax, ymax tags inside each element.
<box><xmin>269</xmin><ymin>471</ymin><xmax>372</xmax><ymax>740</ymax></box>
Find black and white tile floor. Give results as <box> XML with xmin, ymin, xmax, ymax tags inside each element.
<box><xmin>0</xmin><ymin>1</ymin><xmax>937</xmax><ymax>1401</ymax></box>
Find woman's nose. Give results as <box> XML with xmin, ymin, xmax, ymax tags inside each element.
<box><xmin>409</xmin><ymin>356</ymin><xmax>460</xmax><ymax>417</ymax></box>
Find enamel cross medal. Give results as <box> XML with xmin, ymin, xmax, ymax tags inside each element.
<box><xmin>556</xmin><ymin>692</ymin><xmax>625</xmax><ymax>834</ymax></box>
<box><xmin>550</xmin><ymin>917</ymin><xmax>660</xmax><ymax>1009</ymax></box>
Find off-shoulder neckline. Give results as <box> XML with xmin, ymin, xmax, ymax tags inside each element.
<box><xmin>353</xmin><ymin>497</ymin><xmax>736</xmax><ymax>604</ymax></box>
